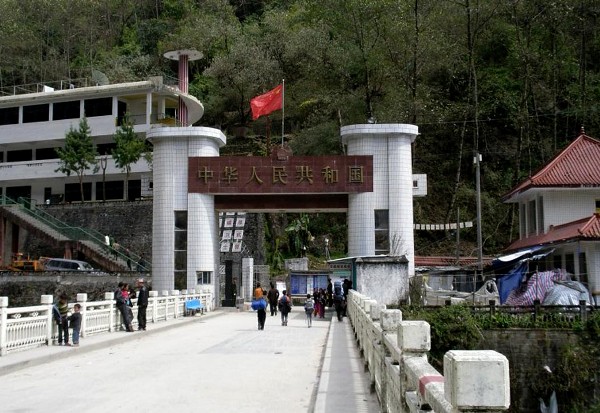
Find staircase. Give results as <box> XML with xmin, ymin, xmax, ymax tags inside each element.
<box><xmin>0</xmin><ymin>196</ymin><xmax>150</xmax><ymax>272</ymax></box>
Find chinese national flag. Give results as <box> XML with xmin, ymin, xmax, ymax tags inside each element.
<box><xmin>250</xmin><ymin>84</ymin><xmax>283</xmax><ymax>120</ymax></box>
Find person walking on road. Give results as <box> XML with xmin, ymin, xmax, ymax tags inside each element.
<box><xmin>254</xmin><ymin>282</ymin><xmax>267</xmax><ymax>330</ymax></box>
<box><xmin>278</xmin><ymin>290</ymin><xmax>292</xmax><ymax>326</ymax></box>
<box><xmin>136</xmin><ymin>278</ymin><xmax>149</xmax><ymax>331</ymax></box>
<box><xmin>304</xmin><ymin>294</ymin><xmax>314</xmax><ymax>328</ymax></box>
<box><xmin>267</xmin><ymin>282</ymin><xmax>279</xmax><ymax>316</ymax></box>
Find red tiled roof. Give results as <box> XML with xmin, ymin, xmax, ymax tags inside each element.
<box><xmin>503</xmin><ymin>134</ymin><xmax>600</xmax><ymax>201</ymax></box>
<box><xmin>504</xmin><ymin>213</ymin><xmax>600</xmax><ymax>252</ymax></box>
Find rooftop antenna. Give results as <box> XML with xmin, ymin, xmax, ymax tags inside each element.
<box><xmin>91</xmin><ymin>69</ymin><xmax>109</xmax><ymax>86</ymax></box>
<box><xmin>163</xmin><ymin>49</ymin><xmax>203</xmax><ymax>126</ymax></box>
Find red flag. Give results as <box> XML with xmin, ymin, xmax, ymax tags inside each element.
<box><xmin>250</xmin><ymin>84</ymin><xmax>283</xmax><ymax>120</ymax></box>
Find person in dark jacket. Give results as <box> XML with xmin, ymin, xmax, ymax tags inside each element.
<box><xmin>55</xmin><ymin>294</ymin><xmax>70</xmax><ymax>345</ymax></box>
<box><xmin>136</xmin><ymin>278</ymin><xmax>149</xmax><ymax>331</ymax></box>
<box><xmin>267</xmin><ymin>283</ymin><xmax>279</xmax><ymax>316</ymax></box>
<box><xmin>115</xmin><ymin>282</ymin><xmax>134</xmax><ymax>332</ymax></box>
<box><xmin>67</xmin><ymin>303</ymin><xmax>82</xmax><ymax>346</ymax></box>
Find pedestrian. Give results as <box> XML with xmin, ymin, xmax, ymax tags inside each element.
<box><xmin>334</xmin><ymin>280</ymin><xmax>345</xmax><ymax>321</ymax></box>
<box><xmin>267</xmin><ymin>282</ymin><xmax>279</xmax><ymax>316</ymax></box>
<box><xmin>126</xmin><ymin>248</ymin><xmax>132</xmax><ymax>271</ymax></box>
<box><xmin>278</xmin><ymin>290</ymin><xmax>292</xmax><ymax>326</ymax></box>
<box><xmin>136</xmin><ymin>253</ymin><xmax>145</xmax><ymax>272</ymax></box>
<box><xmin>54</xmin><ymin>294</ymin><xmax>70</xmax><ymax>346</ymax></box>
<box><xmin>318</xmin><ymin>288</ymin><xmax>326</xmax><ymax>318</ymax></box>
<box><xmin>254</xmin><ymin>282</ymin><xmax>266</xmax><ymax>330</ymax></box>
<box><xmin>326</xmin><ymin>278</ymin><xmax>333</xmax><ymax>308</ymax></box>
<box><xmin>304</xmin><ymin>294</ymin><xmax>314</xmax><ymax>328</ymax></box>
<box><xmin>136</xmin><ymin>278</ymin><xmax>149</xmax><ymax>331</ymax></box>
<box><xmin>67</xmin><ymin>303</ymin><xmax>82</xmax><ymax>347</ymax></box>
<box><xmin>115</xmin><ymin>282</ymin><xmax>134</xmax><ymax>332</ymax></box>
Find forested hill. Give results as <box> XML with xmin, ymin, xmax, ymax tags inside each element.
<box><xmin>2</xmin><ymin>0</ymin><xmax>599</xmax><ymax>256</ymax></box>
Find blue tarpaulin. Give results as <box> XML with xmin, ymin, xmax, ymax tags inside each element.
<box><xmin>497</xmin><ymin>261</ymin><xmax>527</xmax><ymax>304</ymax></box>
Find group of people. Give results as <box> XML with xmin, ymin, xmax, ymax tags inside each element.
<box><xmin>53</xmin><ymin>278</ymin><xmax>150</xmax><ymax>347</ymax></box>
<box><xmin>114</xmin><ymin>278</ymin><xmax>149</xmax><ymax>332</ymax></box>
<box><xmin>52</xmin><ymin>294</ymin><xmax>81</xmax><ymax>347</ymax></box>
<box><xmin>254</xmin><ymin>282</ymin><xmax>293</xmax><ymax>330</ymax></box>
<box><xmin>254</xmin><ymin>278</ymin><xmax>353</xmax><ymax>329</ymax></box>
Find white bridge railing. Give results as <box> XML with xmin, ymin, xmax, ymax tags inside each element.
<box><xmin>347</xmin><ymin>290</ymin><xmax>510</xmax><ymax>413</ymax></box>
<box><xmin>0</xmin><ymin>289</ymin><xmax>213</xmax><ymax>356</ymax></box>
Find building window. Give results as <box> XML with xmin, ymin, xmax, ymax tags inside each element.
<box><xmin>197</xmin><ymin>271</ymin><xmax>212</xmax><ymax>285</ymax></box>
<box><xmin>579</xmin><ymin>252</ymin><xmax>588</xmax><ymax>285</ymax></box>
<box><xmin>565</xmin><ymin>253</ymin><xmax>575</xmax><ymax>275</ymax></box>
<box><xmin>374</xmin><ymin>209</ymin><xmax>389</xmax><ymax>254</ymax></box>
<box><xmin>53</xmin><ymin>101</ymin><xmax>80</xmax><ymax>120</ymax></box>
<box><xmin>553</xmin><ymin>254</ymin><xmax>562</xmax><ymax>270</ymax></box>
<box><xmin>596</xmin><ymin>200</ymin><xmax>600</xmax><ymax>214</ymax></box>
<box><xmin>23</xmin><ymin>104</ymin><xmax>49</xmax><ymax>123</ymax></box>
<box><xmin>0</xmin><ymin>107</ymin><xmax>19</xmax><ymax>126</ymax></box>
<box><xmin>7</xmin><ymin>149</ymin><xmax>32</xmax><ymax>162</ymax></box>
<box><xmin>84</xmin><ymin>97</ymin><xmax>112</xmax><ymax>117</ymax></box>
<box><xmin>174</xmin><ymin>211</ymin><xmax>188</xmax><ymax>289</ymax></box>
<box><xmin>528</xmin><ymin>199</ymin><xmax>537</xmax><ymax>236</ymax></box>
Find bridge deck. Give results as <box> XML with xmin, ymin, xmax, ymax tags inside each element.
<box><xmin>0</xmin><ymin>309</ymin><xmax>380</xmax><ymax>413</ymax></box>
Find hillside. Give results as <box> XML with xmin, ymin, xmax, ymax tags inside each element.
<box><xmin>3</xmin><ymin>0</ymin><xmax>600</xmax><ymax>257</ymax></box>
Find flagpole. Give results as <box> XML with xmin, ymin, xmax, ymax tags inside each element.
<box><xmin>281</xmin><ymin>79</ymin><xmax>285</xmax><ymax>146</ymax></box>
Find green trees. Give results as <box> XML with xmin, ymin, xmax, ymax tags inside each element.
<box><xmin>112</xmin><ymin>115</ymin><xmax>148</xmax><ymax>201</ymax></box>
<box><xmin>55</xmin><ymin>118</ymin><xmax>97</xmax><ymax>202</ymax></box>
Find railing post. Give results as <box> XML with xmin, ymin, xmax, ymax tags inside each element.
<box><xmin>171</xmin><ymin>290</ymin><xmax>180</xmax><ymax>319</ymax></box>
<box><xmin>579</xmin><ymin>300</ymin><xmax>587</xmax><ymax>323</ymax></box>
<box><xmin>489</xmin><ymin>299</ymin><xmax>496</xmax><ymax>317</ymax></box>
<box><xmin>1</xmin><ymin>296</ymin><xmax>9</xmax><ymax>355</ymax></box>
<box><xmin>533</xmin><ymin>299</ymin><xmax>541</xmax><ymax>323</ymax></box>
<box><xmin>77</xmin><ymin>293</ymin><xmax>88</xmax><ymax>338</ymax></box>
<box><xmin>149</xmin><ymin>291</ymin><xmax>159</xmax><ymax>323</ymax></box>
<box><xmin>41</xmin><ymin>295</ymin><xmax>53</xmax><ymax>345</ymax></box>
<box><xmin>104</xmin><ymin>292</ymin><xmax>115</xmax><ymax>332</ymax></box>
<box><xmin>444</xmin><ymin>350</ymin><xmax>510</xmax><ymax>411</ymax></box>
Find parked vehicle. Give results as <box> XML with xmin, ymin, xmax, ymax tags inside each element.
<box><xmin>43</xmin><ymin>258</ymin><xmax>96</xmax><ymax>272</ymax></box>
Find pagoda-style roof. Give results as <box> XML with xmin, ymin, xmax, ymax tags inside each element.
<box><xmin>504</xmin><ymin>213</ymin><xmax>600</xmax><ymax>252</ymax></box>
<box><xmin>503</xmin><ymin>133</ymin><xmax>600</xmax><ymax>202</ymax></box>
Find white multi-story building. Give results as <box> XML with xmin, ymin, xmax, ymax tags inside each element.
<box><xmin>0</xmin><ymin>76</ymin><xmax>203</xmax><ymax>204</ymax></box>
<box><xmin>502</xmin><ymin>130</ymin><xmax>600</xmax><ymax>303</ymax></box>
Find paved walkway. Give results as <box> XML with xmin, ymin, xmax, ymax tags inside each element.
<box><xmin>0</xmin><ymin>308</ymin><xmax>380</xmax><ymax>413</ymax></box>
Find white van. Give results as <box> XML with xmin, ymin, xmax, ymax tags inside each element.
<box><xmin>44</xmin><ymin>258</ymin><xmax>95</xmax><ymax>272</ymax></box>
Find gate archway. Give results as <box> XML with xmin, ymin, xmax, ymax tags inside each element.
<box><xmin>148</xmin><ymin>124</ymin><xmax>418</xmax><ymax>300</ymax></box>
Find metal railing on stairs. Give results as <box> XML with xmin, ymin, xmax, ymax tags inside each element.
<box><xmin>0</xmin><ymin>195</ymin><xmax>150</xmax><ymax>271</ymax></box>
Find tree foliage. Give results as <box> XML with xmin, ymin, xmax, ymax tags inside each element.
<box><xmin>112</xmin><ymin>115</ymin><xmax>148</xmax><ymax>200</ymax></box>
<box><xmin>5</xmin><ymin>0</ymin><xmax>600</xmax><ymax>256</ymax></box>
<box><xmin>55</xmin><ymin>118</ymin><xmax>97</xmax><ymax>202</ymax></box>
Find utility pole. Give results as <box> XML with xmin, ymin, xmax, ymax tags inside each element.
<box><xmin>455</xmin><ymin>208</ymin><xmax>460</xmax><ymax>264</ymax></box>
<box><xmin>474</xmin><ymin>152</ymin><xmax>483</xmax><ymax>271</ymax></box>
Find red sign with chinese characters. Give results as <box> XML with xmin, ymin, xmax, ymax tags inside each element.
<box><xmin>188</xmin><ymin>155</ymin><xmax>373</xmax><ymax>194</ymax></box>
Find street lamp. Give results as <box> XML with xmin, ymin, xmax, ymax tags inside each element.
<box><xmin>100</xmin><ymin>155</ymin><xmax>108</xmax><ymax>202</ymax></box>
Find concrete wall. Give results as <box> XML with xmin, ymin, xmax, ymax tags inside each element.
<box><xmin>480</xmin><ymin>329</ymin><xmax>582</xmax><ymax>413</ymax></box>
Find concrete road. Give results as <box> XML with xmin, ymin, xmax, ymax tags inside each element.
<box><xmin>0</xmin><ymin>310</ymin><xmax>330</xmax><ymax>413</ymax></box>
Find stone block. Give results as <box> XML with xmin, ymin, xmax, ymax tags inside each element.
<box><xmin>444</xmin><ymin>350</ymin><xmax>510</xmax><ymax>410</ymax></box>
<box><xmin>398</xmin><ymin>320</ymin><xmax>430</xmax><ymax>352</ymax></box>
<box><xmin>371</xmin><ymin>303</ymin><xmax>386</xmax><ymax>321</ymax></box>
<box><xmin>381</xmin><ymin>309</ymin><xmax>402</xmax><ymax>332</ymax></box>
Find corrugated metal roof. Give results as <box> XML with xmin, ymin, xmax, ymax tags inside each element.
<box><xmin>504</xmin><ymin>214</ymin><xmax>600</xmax><ymax>252</ymax></box>
<box><xmin>503</xmin><ymin>134</ymin><xmax>600</xmax><ymax>201</ymax></box>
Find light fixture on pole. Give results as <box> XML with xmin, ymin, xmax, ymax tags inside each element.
<box><xmin>473</xmin><ymin>152</ymin><xmax>483</xmax><ymax>271</ymax></box>
<box><xmin>100</xmin><ymin>155</ymin><xmax>108</xmax><ymax>202</ymax></box>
